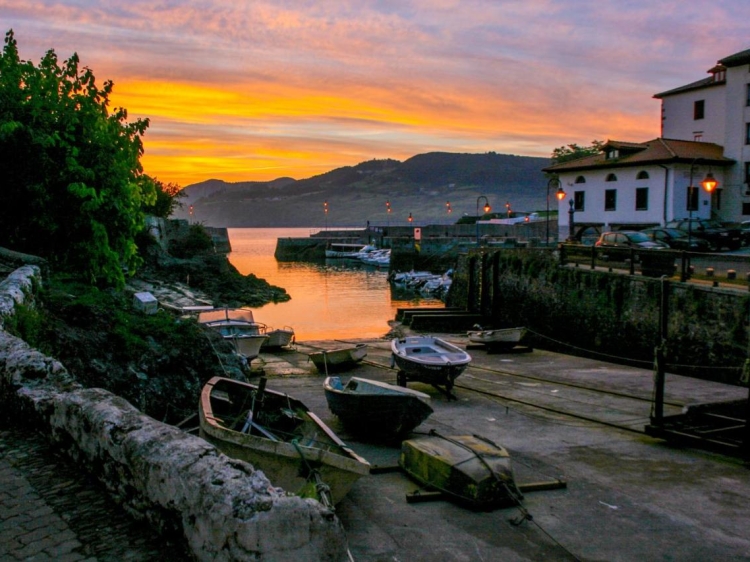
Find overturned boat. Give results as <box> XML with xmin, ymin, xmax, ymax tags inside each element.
<box><xmin>199</xmin><ymin>376</ymin><xmax>370</xmax><ymax>506</ymax></box>
<box><xmin>467</xmin><ymin>326</ymin><xmax>527</xmax><ymax>349</ymax></box>
<box><xmin>323</xmin><ymin>376</ymin><xmax>434</xmax><ymax>436</ymax></box>
<box><xmin>399</xmin><ymin>431</ymin><xmax>523</xmax><ymax>510</ymax></box>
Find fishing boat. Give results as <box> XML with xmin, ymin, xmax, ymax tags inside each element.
<box><xmin>399</xmin><ymin>431</ymin><xmax>523</xmax><ymax>510</ymax></box>
<box><xmin>309</xmin><ymin>343</ymin><xmax>368</xmax><ymax>373</ymax></box>
<box><xmin>198</xmin><ymin>308</ymin><xmax>268</xmax><ymax>361</ymax></box>
<box><xmin>199</xmin><ymin>376</ymin><xmax>370</xmax><ymax>506</ymax></box>
<box><xmin>390</xmin><ymin>336</ymin><xmax>471</xmax><ymax>399</ymax></box>
<box><xmin>323</xmin><ymin>376</ymin><xmax>434</xmax><ymax>436</ymax></box>
<box><xmin>466</xmin><ymin>326</ymin><xmax>527</xmax><ymax>349</ymax></box>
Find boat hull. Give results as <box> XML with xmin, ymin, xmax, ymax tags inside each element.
<box><xmin>199</xmin><ymin>376</ymin><xmax>369</xmax><ymax>505</ymax></box>
<box><xmin>309</xmin><ymin>344</ymin><xmax>368</xmax><ymax>373</ymax></box>
<box><xmin>467</xmin><ymin>327</ymin><xmax>527</xmax><ymax>348</ymax></box>
<box><xmin>399</xmin><ymin>432</ymin><xmax>522</xmax><ymax>510</ymax></box>
<box><xmin>390</xmin><ymin>336</ymin><xmax>471</xmax><ymax>393</ymax></box>
<box><xmin>323</xmin><ymin>376</ymin><xmax>433</xmax><ymax>436</ymax></box>
<box><xmin>262</xmin><ymin>328</ymin><xmax>295</xmax><ymax>349</ymax></box>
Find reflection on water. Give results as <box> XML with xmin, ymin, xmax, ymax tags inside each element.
<box><xmin>227</xmin><ymin>228</ymin><xmax>443</xmax><ymax>341</ymax></box>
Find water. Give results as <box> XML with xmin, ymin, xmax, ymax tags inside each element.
<box><xmin>227</xmin><ymin>228</ymin><xmax>443</xmax><ymax>341</ymax></box>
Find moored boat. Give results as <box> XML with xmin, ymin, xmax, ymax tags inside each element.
<box><xmin>325</xmin><ymin>242</ymin><xmax>370</xmax><ymax>258</ymax></box>
<box><xmin>399</xmin><ymin>431</ymin><xmax>523</xmax><ymax>510</ymax></box>
<box><xmin>262</xmin><ymin>326</ymin><xmax>295</xmax><ymax>349</ymax></box>
<box><xmin>467</xmin><ymin>326</ymin><xmax>527</xmax><ymax>349</ymax></box>
<box><xmin>390</xmin><ymin>336</ymin><xmax>471</xmax><ymax>399</ymax></box>
<box><xmin>198</xmin><ymin>308</ymin><xmax>268</xmax><ymax>361</ymax></box>
<box><xmin>323</xmin><ymin>376</ymin><xmax>433</xmax><ymax>436</ymax></box>
<box><xmin>309</xmin><ymin>343</ymin><xmax>368</xmax><ymax>373</ymax></box>
<box><xmin>199</xmin><ymin>376</ymin><xmax>370</xmax><ymax>506</ymax></box>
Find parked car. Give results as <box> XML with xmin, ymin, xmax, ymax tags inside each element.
<box><xmin>641</xmin><ymin>227</ymin><xmax>711</xmax><ymax>251</ymax></box>
<box><xmin>664</xmin><ymin>219</ymin><xmax>741</xmax><ymax>251</ymax></box>
<box><xmin>741</xmin><ymin>221</ymin><xmax>750</xmax><ymax>246</ymax></box>
<box><xmin>595</xmin><ymin>231</ymin><xmax>669</xmax><ymax>250</ymax></box>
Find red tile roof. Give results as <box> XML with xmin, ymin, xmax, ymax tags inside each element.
<box><xmin>543</xmin><ymin>138</ymin><xmax>733</xmax><ymax>173</ymax></box>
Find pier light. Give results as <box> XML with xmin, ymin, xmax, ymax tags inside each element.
<box><xmin>702</xmin><ymin>172</ymin><xmax>718</xmax><ymax>192</ymax></box>
<box><xmin>546</xmin><ymin>177</ymin><xmax>566</xmax><ymax>245</ymax></box>
<box><xmin>408</xmin><ymin>212</ymin><xmax>413</xmax><ymax>224</ymax></box>
<box><xmin>686</xmin><ymin>160</ymin><xmax>720</xmax><ymax>251</ymax></box>
<box><xmin>475</xmin><ymin>196</ymin><xmax>491</xmax><ymax>245</ymax></box>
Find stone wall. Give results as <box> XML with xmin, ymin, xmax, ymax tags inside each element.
<box><xmin>0</xmin><ymin>266</ymin><xmax>349</xmax><ymax>562</ymax></box>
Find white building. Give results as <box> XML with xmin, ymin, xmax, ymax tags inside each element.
<box><xmin>545</xmin><ymin>47</ymin><xmax>750</xmax><ymax>238</ymax></box>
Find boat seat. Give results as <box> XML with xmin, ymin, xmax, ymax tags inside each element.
<box><xmin>405</xmin><ymin>347</ymin><xmax>440</xmax><ymax>356</ymax></box>
<box><xmin>329</xmin><ymin>376</ymin><xmax>344</xmax><ymax>391</ymax></box>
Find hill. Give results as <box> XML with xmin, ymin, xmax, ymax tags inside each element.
<box><xmin>171</xmin><ymin>152</ymin><xmax>552</xmax><ymax>227</ymax></box>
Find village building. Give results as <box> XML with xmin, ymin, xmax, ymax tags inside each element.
<box><xmin>545</xmin><ymin>47</ymin><xmax>750</xmax><ymax>240</ymax></box>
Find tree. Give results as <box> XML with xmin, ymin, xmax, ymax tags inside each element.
<box><xmin>550</xmin><ymin>141</ymin><xmax>605</xmax><ymax>164</ymax></box>
<box><xmin>0</xmin><ymin>29</ymin><xmax>155</xmax><ymax>287</ymax></box>
<box><xmin>140</xmin><ymin>176</ymin><xmax>184</xmax><ymax>219</ymax></box>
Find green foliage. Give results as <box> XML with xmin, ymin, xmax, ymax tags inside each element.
<box><xmin>168</xmin><ymin>224</ymin><xmax>214</xmax><ymax>258</ymax></box>
<box><xmin>141</xmin><ymin>176</ymin><xmax>185</xmax><ymax>219</ymax></box>
<box><xmin>2</xmin><ymin>302</ymin><xmax>45</xmax><ymax>347</ymax></box>
<box><xmin>0</xmin><ymin>29</ymin><xmax>151</xmax><ymax>287</ymax></box>
<box><xmin>550</xmin><ymin>141</ymin><xmax>605</xmax><ymax>164</ymax></box>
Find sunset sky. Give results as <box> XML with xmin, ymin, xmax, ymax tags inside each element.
<box><xmin>3</xmin><ymin>1</ymin><xmax>750</xmax><ymax>187</ymax></box>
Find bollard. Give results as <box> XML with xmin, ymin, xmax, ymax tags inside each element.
<box><xmin>728</xmin><ymin>269</ymin><xmax>737</xmax><ymax>280</ymax></box>
<box><xmin>706</xmin><ymin>267</ymin><xmax>714</xmax><ymax>277</ymax></box>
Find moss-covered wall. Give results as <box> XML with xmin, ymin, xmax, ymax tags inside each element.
<box><xmin>448</xmin><ymin>248</ymin><xmax>750</xmax><ymax>385</ymax></box>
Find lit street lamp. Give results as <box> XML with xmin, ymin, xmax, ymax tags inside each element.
<box><xmin>324</xmin><ymin>200</ymin><xmax>328</xmax><ymax>230</ymax></box>
<box><xmin>408</xmin><ymin>212</ymin><xmax>413</xmax><ymax>225</ymax></box>
<box><xmin>687</xmin><ymin>159</ymin><xmax>718</xmax><ymax>248</ymax></box>
<box><xmin>475</xmin><ymin>196</ymin><xmax>491</xmax><ymax>244</ymax></box>
<box><xmin>546</xmin><ymin>177</ymin><xmax>566</xmax><ymax>246</ymax></box>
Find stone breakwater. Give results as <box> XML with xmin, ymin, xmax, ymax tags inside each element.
<box><xmin>0</xmin><ymin>265</ymin><xmax>349</xmax><ymax>562</ymax></box>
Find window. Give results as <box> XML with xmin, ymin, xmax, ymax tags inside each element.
<box><xmin>715</xmin><ymin>188</ymin><xmax>722</xmax><ymax>211</ymax></box>
<box><xmin>694</xmin><ymin>133</ymin><xmax>703</xmax><ymax>142</ymax></box>
<box><xmin>746</xmin><ymin>123</ymin><xmax>750</xmax><ymax>145</ymax></box>
<box><xmin>636</xmin><ymin>171</ymin><xmax>649</xmax><ymax>180</ymax></box>
<box><xmin>605</xmin><ymin>173</ymin><xmax>617</xmax><ymax>182</ymax></box>
<box><xmin>606</xmin><ymin>149</ymin><xmax>619</xmax><ymax>159</ymax></box>
<box><xmin>575</xmin><ymin>176</ymin><xmax>586</xmax><ymax>184</ymax></box>
<box><xmin>745</xmin><ymin>162</ymin><xmax>750</xmax><ymax>185</ymax></box>
<box><xmin>635</xmin><ymin>188</ymin><xmax>648</xmax><ymax>211</ymax></box>
<box><xmin>743</xmin><ymin>202</ymin><xmax>750</xmax><ymax>216</ymax></box>
<box><xmin>694</xmin><ymin>99</ymin><xmax>705</xmax><ymax>120</ymax></box>
<box><xmin>687</xmin><ymin>185</ymin><xmax>699</xmax><ymax>212</ymax></box>
<box><xmin>605</xmin><ymin>189</ymin><xmax>617</xmax><ymax>211</ymax></box>
<box><xmin>574</xmin><ymin>191</ymin><xmax>585</xmax><ymax>211</ymax></box>
<box><xmin>746</xmin><ymin>84</ymin><xmax>750</xmax><ymax>107</ymax></box>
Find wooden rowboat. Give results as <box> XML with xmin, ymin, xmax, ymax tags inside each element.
<box><xmin>199</xmin><ymin>376</ymin><xmax>370</xmax><ymax>506</ymax></box>
<box><xmin>323</xmin><ymin>376</ymin><xmax>434</xmax><ymax>436</ymax></box>
<box><xmin>390</xmin><ymin>336</ymin><xmax>471</xmax><ymax>399</ymax></box>
<box><xmin>399</xmin><ymin>431</ymin><xmax>523</xmax><ymax>510</ymax></box>
<box><xmin>309</xmin><ymin>343</ymin><xmax>368</xmax><ymax>373</ymax></box>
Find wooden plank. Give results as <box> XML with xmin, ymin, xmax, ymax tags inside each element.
<box><xmin>517</xmin><ymin>480</ymin><xmax>567</xmax><ymax>493</ymax></box>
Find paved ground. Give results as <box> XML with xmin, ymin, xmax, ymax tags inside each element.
<box><xmin>0</xmin><ymin>426</ymin><xmax>191</xmax><ymax>562</ymax></box>
<box><xmin>2</xmin><ymin>334</ymin><xmax>750</xmax><ymax>562</ymax></box>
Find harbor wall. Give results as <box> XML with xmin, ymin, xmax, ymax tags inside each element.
<box><xmin>0</xmin><ymin>266</ymin><xmax>349</xmax><ymax>562</ymax></box>
<box><xmin>447</xmin><ymin>248</ymin><xmax>750</xmax><ymax>385</ymax></box>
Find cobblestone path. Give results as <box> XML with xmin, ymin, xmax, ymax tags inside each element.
<box><xmin>0</xmin><ymin>425</ymin><xmax>192</xmax><ymax>561</ymax></box>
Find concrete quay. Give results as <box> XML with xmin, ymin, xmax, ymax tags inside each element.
<box><xmin>257</xmin><ymin>336</ymin><xmax>750</xmax><ymax>562</ymax></box>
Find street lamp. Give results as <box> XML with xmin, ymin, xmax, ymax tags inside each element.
<box><xmin>408</xmin><ymin>212</ymin><xmax>413</xmax><ymax>224</ymax></box>
<box><xmin>687</xmin><ymin>159</ymin><xmax>719</xmax><ymax>247</ymax></box>
<box><xmin>505</xmin><ymin>202</ymin><xmax>511</xmax><ymax>218</ymax></box>
<box><xmin>446</xmin><ymin>201</ymin><xmax>452</xmax><ymax>223</ymax></box>
<box><xmin>323</xmin><ymin>200</ymin><xmax>328</xmax><ymax>231</ymax></box>
<box><xmin>386</xmin><ymin>200</ymin><xmax>391</xmax><ymax>229</ymax></box>
<box><xmin>546</xmin><ymin>177</ymin><xmax>566</xmax><ymax>245</ymax></box>
<box><xmin>475</xmin><ymin>196</ymin><xmax>491</xmax><ymax>244</ymax></box>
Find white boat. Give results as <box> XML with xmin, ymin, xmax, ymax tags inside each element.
<box><xmin>325</xmin><ymin>242</ymin><xmax>370</xmax><ymax>258</ymax></box>
<box><xmin>262</xmin><ymin>326</ymin><xmax>295</xmax><ymax>349</ymax></box>
<box><xmin>360</xmin><ymin>248</ymin><xmax>391</xmax><ymax>267</ymax></box>
<box><xmin>466</xmin><ymin>326</ymin><xmax>527</xmax><ymax>349</ymax></box>
<box><xmin>199</xmin><ymin>376</ymin><xmax>370</xmax><ymax>506</ymax></box>
<box><xmin>309</xmin><ymin>343</ymin><xmax>368</xmax><ymax>373</ymax></box>
<box><xmin>390</xmin><ymin>336</ymin><xmax>472</xmax><ymax>399</ymax></box>
<box><xmin>198</xmin><ymin>308</ymin><xmax>268</xmax><ymax>361</ymax></box>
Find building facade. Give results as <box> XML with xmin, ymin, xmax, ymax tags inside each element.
<box><xmin>545</xmin><ymin>47</ymin><xmax>750</xmax><ymax>238</ymax></box>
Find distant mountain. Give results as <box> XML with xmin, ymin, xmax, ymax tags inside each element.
<box><xmin>172</xmin><ymin>152</ymin><xmax>552</xmax><ymax>228</ymax></box>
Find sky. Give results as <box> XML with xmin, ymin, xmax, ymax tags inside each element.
<box><xmin>2</xmin><ymin>1</ymin><xmax>750</xmax><ymax>187</ymax></box>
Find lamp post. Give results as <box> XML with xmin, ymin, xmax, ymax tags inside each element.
<box><xmin>546</xmin><ymin>177</ymin><xmax>566</xmax><ymax>246</ymax></box>
<box><xmin>386</xmin><ymin>200</ymin><xmax>391</xmax><ymax>229</ymax></box>
<box><xmin>568</xmin><ymin>199</ymin><xmax>575</xmax><ymax>241</ymax></box>
<box><xmin>475</xmin><ymin>196</ymin><xmax>491</xmax><ymax>245</ymax></box>
<box><xmin>408</xmin><ymin>212</ymin><xmax>413</xmax><ymax>225</ymax></box>
<box><xmin>686</xmin><ymin>159</ymin><xmax>719</xmax><ymax>248</ymax></box>
<box><xmin>446</xmin><ymin>201</ymin><xmax>452</xmax><ymax>224</ymax></box>
<box><xmin>324</xmin><ymin>200</ymin><xmax>328</xmax><ymax>231</ymax></box>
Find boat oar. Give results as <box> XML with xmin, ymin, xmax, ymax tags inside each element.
<box><xmin>244</xmin><ymin>377</ymin><xmax>268</xmax><ymax>436</ymax></box>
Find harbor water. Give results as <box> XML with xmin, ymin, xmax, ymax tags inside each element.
<box><xmin>227</xmin><ymin>228</ymin><xmax>443</xmax><ymax>341</ymax></box>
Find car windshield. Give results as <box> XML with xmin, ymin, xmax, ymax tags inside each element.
<box><xmin>699</xmin><ymin>220</ymin><xmax>723</xmax><ymax>229</ymax></box>
<box><xmin>626</xmin><ymin>232</ymin><xmax>650</xmax><ymax>243</ymax></box>
<box><xmin>663</xmin><ymin>228</ymin><xmax>687</xmax><ymax>238</ymax></box>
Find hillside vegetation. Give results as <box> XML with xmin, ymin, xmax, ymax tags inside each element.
<box><xmin>173</xmin><ymin>152</ymin><xmax>551</xmax><ymax>227</ymax></box>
